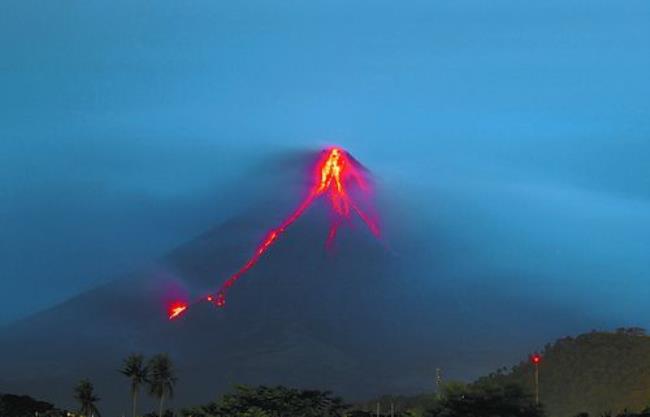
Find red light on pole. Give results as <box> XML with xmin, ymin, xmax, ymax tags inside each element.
<box><xmin>530</xmin><ymin>353</ymin><xmax>542</xmax><ymax>405</ymax></box>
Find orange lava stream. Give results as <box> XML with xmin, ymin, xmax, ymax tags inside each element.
<box><xmin>168</xmin><ymin>147</ymin><xmax>379</xmax><ymax>320</ymax></box>
<box><xmin>168</xmin><ymin>304</ymin><xmax>188</xmax><ymax>320</ymax></box>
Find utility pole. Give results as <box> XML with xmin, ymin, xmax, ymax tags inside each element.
<box><xmin>530</xmin><ymin>354</ymin><xmax>542</xmax><ymax>405</ymax></box>
<box><xmin>390</xmin><ymin>402</ymin><xmax>394</xmax><ymax>417</ymax></box>
<box><xmin>535</xmin><ymin>362</ymin><xmax>540</xmax><ymax>405</ymax></box>
<box><xmin>376</xmin><ymin>402</ymin><xmax>380</xmax><ymax>417</ymax></box>
<box><xmin>435</xmin><ymin>368</ymin><xmax>442</xmax><ymax>398</ymax></box>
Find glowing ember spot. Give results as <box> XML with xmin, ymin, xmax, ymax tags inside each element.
<box><xmin>168</xmin><ymin>303</ymin><xmax>188</xmax><ymax>320</ymax></box>
<box><xmin>169</xmin><ymin>146</ymin><xmax>380</xmax><ymax>319</ymax></box>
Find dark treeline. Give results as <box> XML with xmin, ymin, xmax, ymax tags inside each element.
<box><xmin>0</xmin><ymin>353</ymin><xmax>177</xmax><ymax>417</ymax></box>
<box><xmin>5</xmin><ymin>329</ymin><xmax>650</xmax><ymax>417</ymax></box>
<box><xmin>6</xmin><ymin>381</ymin><xmax>650</xmax><ymax>417</ymax></box>
<box><xmin>4</xmin><ymin>381</ymin><xmax>650</xmax><ymax>417</ymax></box>
<box><xmin>482</xmin><ymin>328</ymin><xmax>650</xmax><ymax>417</ymax></box>
<box><xmin>0</xmin><ymin>393</ymin><xmax>64</xmax><ymax>417</ymax></box>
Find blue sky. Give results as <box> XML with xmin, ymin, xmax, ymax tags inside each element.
<box><xmin>1</xmin><ymin>0</ymin><xmax>649</xmax><ymax>325</ymax></box>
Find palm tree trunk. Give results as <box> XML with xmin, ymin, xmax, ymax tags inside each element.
<box><xmin>158</xmin><ymin>393</ymin><xmax>165</xmax><ymax>417</ymax></box>
<box><xmin>132</xmin><ymin>390</ymin><xmax>138</xmax><ymax>417</ymax></box>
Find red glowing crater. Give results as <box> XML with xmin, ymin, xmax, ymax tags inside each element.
<box><xmin>168</xmin><ymin>146</ymin><xmax>380</xmax><ymax>320</ymax></box>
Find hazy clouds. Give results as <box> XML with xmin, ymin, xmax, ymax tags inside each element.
<box><xmin>1</xmin><ymin>0</ymin><xmax>649</xmax><ymax>324</ymax></box>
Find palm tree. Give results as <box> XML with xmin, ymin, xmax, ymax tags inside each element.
<box><xmin>120</xmin><ymin>354</ymin><xmax>149</xmax><ymax>417</ymax></box>
<box><xmin>148</xmin><ymin>353</ymin><xmax>177</xmax><ymax>417</ymax></box>
<box><xmin>74</xmin><ymin>379</ymin><xmax>101</xmax><ymax>417</ymax></box>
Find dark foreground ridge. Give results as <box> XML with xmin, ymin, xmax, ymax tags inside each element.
<box><xmin>371</xmin><ymin>328</ymin><xmax>650</xmax><ymax>417</ymax></box>
<box><xmin>484</xmin><ymin>328</ymin><xmax>650</xmax><ymax>417</ymax></box>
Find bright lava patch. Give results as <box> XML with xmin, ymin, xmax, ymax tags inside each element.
<box><xmin>169</xmin><ymin>147</ymin><xmax>380</xmax><ymax>320</ymax></box>
<box><xmin>168</xmin><ymin>303</ymin><xmax>188</xmax><ymax>320</ymax></box>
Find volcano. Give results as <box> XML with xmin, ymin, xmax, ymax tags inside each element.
<box><xmin>170</xmin><ymin>147</ymin><xmax>381</xmax><ymax>319</ymax></box>
<box><xmin>0</xmin><ymin>202</ymin><xmax>402</xmax><ymax>414</ymax></box>
<box><xmin>0</xmin><ymin>153</ymin><xmax>592</xmax><ymax>416</ymax></box>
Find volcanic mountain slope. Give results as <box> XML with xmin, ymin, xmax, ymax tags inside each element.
<box><xmin>0</xmin><ymin>197</ymin><xmax>592</xmax><ymax>416</ymax></box>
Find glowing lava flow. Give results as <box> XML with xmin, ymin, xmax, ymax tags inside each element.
<box><xmin>168</xmin><ymin>147</ymin><xmax>379</xmax><ymax>320</ymax></box>
<box><xmin>168</xmin><ymin>303</ymin><xmax>188</xmax><ymax>320</ymax></box>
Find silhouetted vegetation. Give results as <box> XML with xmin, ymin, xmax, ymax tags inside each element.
<box><xmin>480</xmin><ymin>329</ymin><xmax>650</xmax><ymax>417</ymax></box>
<box><xmin>143</xmin><ymin>410</ymin><xmax>176</xmax><ymax>417</ymax></box>
<box><xmin>572</xmin><ymin>410</ymin><xmax>650</xmax><ymax>417</ymax></box>
<box><xmin>120</xmin><ymin>353</ymin><xmax>149</xmax><ymax>417</ymax></box>
<box><xmin>148</xmin><ymin>354</ymin><xmax>178</xmax><ymax>417</ymax></box>
<box><xmin>355</xmin><ymin>392</ymin><xmax>438</xmax><ymax>417</ymax></box>
<box><xmin>9</xmin><ymin>330</ymin><xmax>650</xmax><ymax>417</ymax></box>
<box><xmin>424</xmin><ymin>381</ymin><xmax>543</xmax><ymax>417</ymax></box>
<box><xmin>74</xmin><ymin>379</ymin><xmax>101</xmax><ymax>417</ymax></box>
<box><xmin>181</xmin><ymin>385</ymin><xmax>347</xmax><ymax>417</ymax></box>
<box><xmin>0</xmin><ymin>393</ymin><xmax>66</xmax><ymax>417</ymax></box>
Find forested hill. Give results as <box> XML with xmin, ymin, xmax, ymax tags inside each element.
<box><xmin>482</xmin><ymin>328</ymin><xmax>650</xmax><ymax>417</ymax></box>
